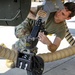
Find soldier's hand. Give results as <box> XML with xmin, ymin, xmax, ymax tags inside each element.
<box><xmin>37</xmin><ymin>9</ymin><xmax>47</xmax><ymax>18</ymax></box>
<box><xmin>38</xmin><ymin>32</ymin><xmax>50</xmax><ymax>46</ymax></box>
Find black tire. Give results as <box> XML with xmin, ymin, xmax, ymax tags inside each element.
<box><xmin>0</xmin><ymin>0</ymin><xmax>31</xmax><ymax>26</ymax></box>
<box><xmin>27</xmin><ymin>56</ymin><xmax>44</xmax><ymax>75</ymax></box>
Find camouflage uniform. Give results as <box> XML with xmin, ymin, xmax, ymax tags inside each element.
<box><xmin>12</xmin><ymin>18</ymin><xmax>38</xmax><ymax>53</ymax></box>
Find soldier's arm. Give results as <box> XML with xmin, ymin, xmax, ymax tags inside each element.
<box><xmin>65</xmin><ymin>25</ymin><xmax>75</xmax><ymax>46</ymax></box>
<box><xmin>15</xmin><ymin>6</ymin><xmax>39</xmax><ymax>39</ymax></box>
<box><xmin>47</xmin><ymin>36</ymin><xmax>61</xmax><ymax>52</ymax></box>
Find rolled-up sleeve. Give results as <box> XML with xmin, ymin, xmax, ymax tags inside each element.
<box><xmin>15</xmin><ymin>18</ymin><xmax>35</xmax><ymax>38</ymax></box>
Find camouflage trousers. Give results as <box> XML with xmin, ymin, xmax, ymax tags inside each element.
<box><xmin>12</xmin><ymin>36</ymin><xmax>38</xmax><ymax>54</ymax></box>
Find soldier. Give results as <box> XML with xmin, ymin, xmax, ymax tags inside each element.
<box><xmin>6</xmin><ymin>2</ymin><xmax>75</xmax><ymax>68</ymax></box>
